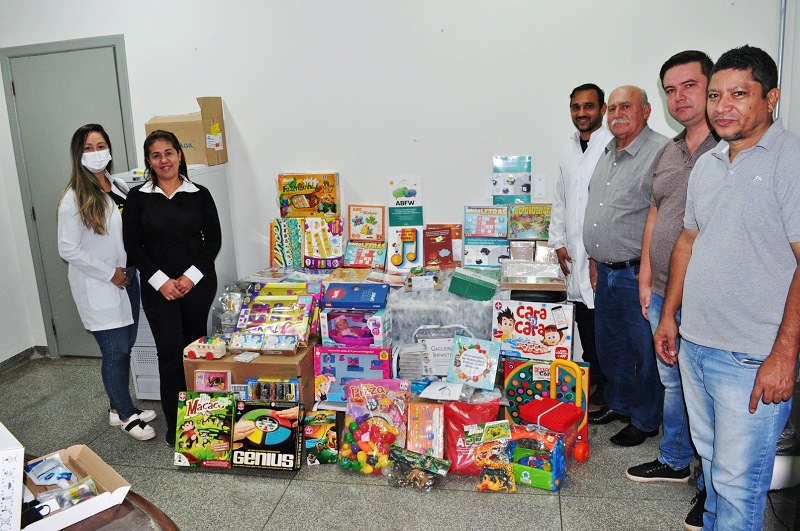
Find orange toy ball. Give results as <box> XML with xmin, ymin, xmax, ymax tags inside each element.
<box><xmin>573</xmin><ymin>441</ymin><xmax>590</xmax><ymax>463</ymax></box>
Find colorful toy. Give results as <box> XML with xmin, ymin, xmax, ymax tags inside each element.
<box><xmin>348</xmin><ymin>205</ymin><xmax>385</xmax><ymax>242</ymax></box>
<box><xmin>406</xmin><ymin>402</ymin><xmax>444</xmax><ymax>458</ymax></box>
<box><xmin>343</xmin><ymin>241</ymin><xmax>388</xmax><ymax>270</ymax></box>
<box><xmin>235</xmin><ymin>294</ymin><xmax>315</xmax><ymax>349</ymax></box>
<box><xmin>269</xmin><ymin>217</ymin><xmax>303</xmax><ymax>268</ymax></box>
<box><xmin>387</xmin><ymin>447</ymin><xmax>451</xmax><ymax>491</ymax></box>
<box><xmin>314</xmin><ymin>346</ymin><xmax>393</xmax><ymax>402</ymax></box>
<box><xmin>277</xmin><ymin>172</ymin><xmax>340</xmax><ymax>218</ymax></box>
<box><xmin>245</xmin><ymin>378</ymin><xmax>299</xmax><ymax>403</ymax></box>
<box><xmin>464</xmin><ymin>419</ymin><xmax>516</xmax><ymax>493</ymax></box>
<box><xmin>231</xmin><ymin>401</ymin><xmax>304</xmax><ymax>471</ymax></box>
<box><xmin>174</xmin><ymin>392</ymin><xmax>235</xmax><ymax>468</ymax></box>
<box><xmin>303</xmin><ymin>217</ymin><xmax>344</xmax><ymax>268</ymax></box>
<box><xmin>508</xmin><ymin>423</ymin><xmax>567</xmax><ymax>491</ymax></box>
<box><xmin>227</xmin><ymin>332</ymin><xmax>298</xmax><ymax>354</ymax></box>
<box><xmin>303</xmin><ymin>410</ymin><xmax>339</xmax><ymax>465</ymax></box>
<box><xmin>517</xmin><ymin>359</ymin><xmax>588</xmax><ymax>460</ymax></box>
<box><xmin>194</xmin><ymin>370</ymin><xmax>231</xmax><ymax>392</ymax></box>
<box><xmin>243</xmin><ymin>281</ymin><xmax>324</xmax><ymax>334</ymax></box>
<box><xmin>320</xmin><ymin>308</ymin><xmax>391</xmax><ymax>347</ymax></box>
<box><xmin>338</xmin><ymin>379</ymin><xmax>410</xmax><ymax>475</ymax></box>
<box><xmin>443</xmin><ymin>399</ymin><xmax>501</xmax><ymax>475</ymax></box>
<box><xmin>464</xmin><ymin>206</ymin><xmax>509</xmax><ymax>239</ymax></box>
<box><xmin>507</xmin><ymin>203</ymin><xmax>552</xmax><ymax>240</ymax></box>
<box><xmin>491</xmin><ymin>300</ymin><xmax>574</xmax><ymax>360</ymax></box>
<box><xmin>183</xmin><ymin>336</ymin><xmax>227</xmax><ymax>360</ymax></box>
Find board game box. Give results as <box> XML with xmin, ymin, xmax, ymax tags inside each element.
<box><xmin>464</xmin><ymin>206</ymin><xmax>509</xmax><ymax>238</ymax></box>
<box><xmin>278</xmin><ymin>172</ymin><xmax>340</xmax><ymax>218</ymax></box>
<box><xmin>270</xmin><ymin>217</ymin><xmax>303</xmax><ymax>268</ymax></box>
<box><xmin>508</xmin><ymin>203</ymin><xmax>552</xmax><ymax>240</ymax></box>
<box><xmin>303</xmin><ymin>410</ymin><xmax>340</xmax><ymax>465</ymax></box>
<box><xmin>174</xmin><ymin>391</ymin><xmax>235</xmax><ymax>468</ymax></box>
<box><xmin>343</xmin><ymin>241</ymin><xmax>388</xmax><ymax>270</ymax></box>
<box><xmin>231</xmin><ymin>401</ymin><xmax>304</xmax><ymax>471</ymax></box>
<box><xmin>303</xmin><ymin>217</ymin><xmax>344</xmax><ymax>269</ymax></box>
<box><xmin>348</xmin><ymin>205</ymin><xmax>385</xmax><ymax>242</ymax></box>
<box><xmin>492</xmin><ymin>300</ymin><xmax>574</xmax><ymax>360</ymax></box>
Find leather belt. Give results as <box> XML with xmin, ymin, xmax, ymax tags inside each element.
<box><xmin>605</xmin><ymin>259</ymin><xmax>640</xmax><ymax>270</ymax></box>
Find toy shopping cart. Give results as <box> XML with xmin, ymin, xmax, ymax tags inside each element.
<box><xmin>517</xmin><ymin>359</ymin><xmax>589</xmax><ymax>461</ymax></box>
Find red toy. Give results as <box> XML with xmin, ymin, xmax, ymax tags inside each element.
<box><xmin>517</xmin><ymin>359</ymin><xmax>589</xmax><ymax>461</ymax></box>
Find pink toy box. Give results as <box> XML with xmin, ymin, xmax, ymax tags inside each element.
<box><xmin>314</xmin><ymin>346</ymin><xmax>393</xmax><ymax>402</ymax></box>
<box><xmin>320</xmin><ymin>307</ymin><xmax>391</xmax><ymax>348</ymax></box>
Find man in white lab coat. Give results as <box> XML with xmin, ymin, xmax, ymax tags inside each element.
<box><xmin>549</xmin><ymin>83</ymin><xmax>614</xmax><ymax>408</ymax></box>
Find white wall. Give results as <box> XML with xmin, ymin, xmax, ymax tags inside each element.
<box><xmin>0</xmin><ymin>0</ymin><xmax>788</xmax><ymax>362</ymax></box>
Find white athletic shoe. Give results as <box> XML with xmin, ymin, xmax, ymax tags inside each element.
<box><xmin>120</xmin><ymin>414</ymin><xmax>156</xmax><ymax>441</ymax></box>
<box><xmin>109</xmin><ymin>408</ymin><xmax>157</xmax><ymax>426</ymax></box>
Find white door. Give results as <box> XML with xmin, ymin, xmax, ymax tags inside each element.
<box><xmin>2</xmin><ymin>36</ymin><xmax>136</xmax><ymax>356</ymax></box>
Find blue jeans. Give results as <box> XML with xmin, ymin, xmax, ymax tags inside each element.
<box><xmin>647</xmin><ymin>294</ymin><xmax>696</xmax><ymax>472</ymax></box>
<box><xmin>680</xmin><ymin>339</ymin><xmax>791</xmax><ymax>530</ymax></box>
<box><xmin>594</xmin><ymin>263</ymin><xmax>663</xmax><ymax>431</ymax></box>
<box><xmin>92</xmin><ymin>273</ymin><xmax>140</xmax><ymax>420</ymax></box>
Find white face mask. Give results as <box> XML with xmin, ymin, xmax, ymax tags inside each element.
<box><xmin>81</xmin><ymin>149</ymin><xmax>112</xmax><ymax>173</ymax></box>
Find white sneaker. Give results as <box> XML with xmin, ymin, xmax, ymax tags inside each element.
<box><xmin>120</xmin><ymin>414</ymin><xmax>156</xmax><ymax>441</ymax></box>
<box><xmin>109</xmin><ymin>408</ymin><xmax>156</xmax><ymax>426</ymax></box>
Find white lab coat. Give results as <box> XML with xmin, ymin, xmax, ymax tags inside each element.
<box><xmin>549</xmin><ymin>127</ymin><xmax>613</xmax><ymax>308</ymax></box>
<box><xmin>57</xmin><ymin>175</ymin><xmax>134</xmax><ymax>331</ymax></box>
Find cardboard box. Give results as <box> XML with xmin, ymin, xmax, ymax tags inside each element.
<box><xmin>145</xmin><ymin>97</ymin><xmax>227</xmax><ymax>166</ymax></box>
<box><xmin>25</xmin><ymin>445</ymin><xmax>130</xmax><ymax>531</ymax></box>
<box><xmin>183</xmin><ymin>343</ymin><xmax>316</xmax><ymax>410</ymax></box>
<box><xmin>0</xmin><ymin>421</ymin><xmax>24</xmax><ymax>531</ymax></box>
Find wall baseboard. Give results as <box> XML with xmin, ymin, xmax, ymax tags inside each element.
<box><xmin>0</xmin><ymin>345</ymin><xmax>49</xmax><ymax>373</ymax></box>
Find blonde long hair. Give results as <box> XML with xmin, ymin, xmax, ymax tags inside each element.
<box><xmin>59</xmin><ymin>124</ymin><xmax>114</xmax><ymax>235</ymax></box>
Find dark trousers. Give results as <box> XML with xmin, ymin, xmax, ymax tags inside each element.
<box><xmin>141</xmin><ymin>273</ymin><xmax>216</xmax><ymax>438</ymax></box>
<box><xmin>594</xmin><ymin>263</ymin><xmax>663</xmax><ymax>431</ymax></box>
<box><xmin>573</xmin><ymin>300</ymin><xmax>606</xmax><ymax>388</ymax></box>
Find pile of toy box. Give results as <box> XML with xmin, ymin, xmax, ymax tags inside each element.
<box><xmin>172</xmin><ymin>160</ymin><xmax>592</xmax><ymax>492</ymax></box>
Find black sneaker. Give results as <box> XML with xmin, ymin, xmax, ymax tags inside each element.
<box><xmin>625</xmin><ymin>458</ymin><xmax>690</xmax><ymax>483</ymax></box>
<box><xmin>684</xmin><ymin>488</ymin><xmax>706</xmax><ymax>531</ymax></box>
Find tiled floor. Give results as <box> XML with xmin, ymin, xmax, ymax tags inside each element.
<box><xmin>1</xmin><ymin>353</ymin><xmax>797</xmax><ymax>530</ymax></box>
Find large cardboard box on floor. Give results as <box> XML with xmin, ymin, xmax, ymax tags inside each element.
<box><xmin>183</xmin><ymin>342</ymin><xmax>316</xmax><ymax>410</ymax></box>
<box><xmin>145</xmin><ymin>96</ymin><xmax>227</xmax><ymax>166</ymax></box>
<box><xmin>25</xmin><ymin>445</ymin><xmax>130</xmax><ymax>530</ymax></box>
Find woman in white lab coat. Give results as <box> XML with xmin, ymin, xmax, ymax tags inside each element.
<box><xmin>57</xmin><ymin>124</ymin><xmax>156</xmax><ymax>441</ymax></box>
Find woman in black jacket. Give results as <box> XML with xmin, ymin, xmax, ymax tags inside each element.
<box><xmin>123</xmin><ymin>129</ymin><xmax>221</xmax><ymax>444</ymax></box>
